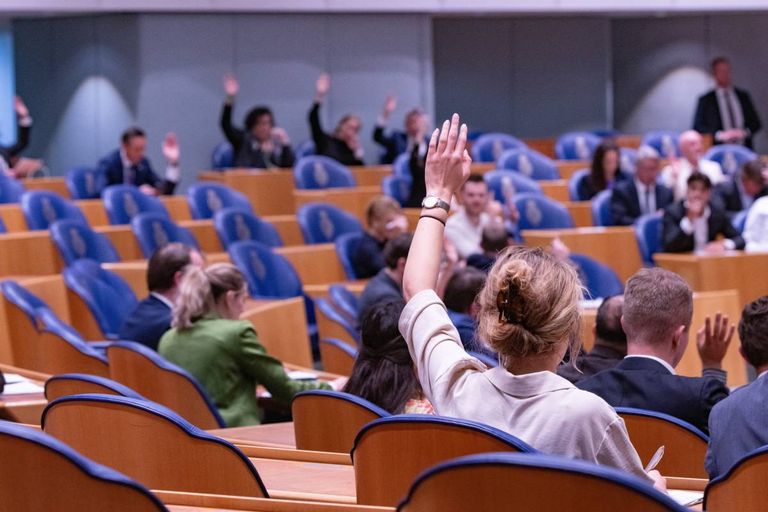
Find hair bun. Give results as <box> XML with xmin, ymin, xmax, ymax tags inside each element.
<box><xmin>496</xmin><ymin>260</ymin><xmax>533</xmax><ymax>327</ymax></box>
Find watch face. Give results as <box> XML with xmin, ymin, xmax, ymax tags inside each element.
<box><xmin>423</xmin><ymin>197</ymin><xmax>438</xmax><ymax>208</ymax></box>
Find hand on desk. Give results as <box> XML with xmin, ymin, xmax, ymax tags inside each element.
<box><xmin>329</xmin><ymin>377</ymin><xmax>348</xmax><ymax>391</ymax></box>
<box><xmin>697</xmin><ymin>312</ymin><xmax>735</xmax><ymax>370</ymax></box>
<box><xmin>703</xmin><ymin>241</ymin><xmax>727</xmax><ymax>254</ymax></box>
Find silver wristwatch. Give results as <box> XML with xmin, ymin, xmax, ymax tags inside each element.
<box><xmin>421</xmin><ymin>196</ymin><xmax>450</xmax><ymax>212</ymax></box>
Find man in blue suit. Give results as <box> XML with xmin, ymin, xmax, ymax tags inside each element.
<box><xmin>372</xmin><ymin>94</ymin><xmax>429</xmax><ymax>164</ymax></box>
<box><xmin>99</xmin><ymin>127</ymin><xmax>181</xmax><ymax>195</ymax></box>
<box><xmin>118</xmin><ymin>243</ymin><xmax>204</xmax><ymax>350</ymax></box>
<box><xmin>706</xmin><ymin>296</ymin><xmax>768</xmax><ymax>479</ymax></box>
<box><xmin>578</xmin><ymin>268</ymin><xmax>731</xmax><ymax>434</ymax></box>
<box><xmin>610</xmin><ymin>146</ymin><xmax>674</xmax><ymax>226</ymax></box>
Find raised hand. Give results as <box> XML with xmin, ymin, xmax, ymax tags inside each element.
<box><xmin>315</xmin><ymin>73</ymin><xmax>330</xmax><ymax>101</ymax></box>
<box><xmin>381</xmin><ymin>94</ymin><xmax>397</xmax><ymax>119</ymax></box>
<box><xmin>696</xmin><ymin>312</ymin><xmax>735</xmax><ymax>369</ymax></box>
<box><xmin>162</xmin><ymin>132</ymin><xmax>180</xmax><ymax>165</ymax></box>
<box><xmin>271</xmin><ymin>127</ymin><xmax>290</xmax><ymax>146</ymax></box>
<box><xmin>14</xmin><ymin>96</ymin><xmax>29</xmax><ymax>119</ymax></box>
<box><xmin>223</xmin><ymin>73</ymin><xmax>239</xmax><ymax>97</ymax></box>
<box><xmin>424</xmin><ymin>113</ymin><xmax>471</xmax><ymax>202</ymax></box>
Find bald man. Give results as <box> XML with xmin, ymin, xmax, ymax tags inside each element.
<box><xmin>661</xmin><ymin>130</ymin><xmax>725</xmax><ymax>201</ymax></box>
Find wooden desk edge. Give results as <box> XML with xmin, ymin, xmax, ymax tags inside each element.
<box><xmin>666</xmin><ymin>477</ymin><xmax>707</xmax><ymax>491</ymax></box>
<box><xmin>155</xmin><ymin>489</ymin><xmax>394</xmax><ymax>511</ymax></box>
<box><xmin>239</xmin><ymin>445</ymin><xmax>351</xmax><ymax>465</ymax></box>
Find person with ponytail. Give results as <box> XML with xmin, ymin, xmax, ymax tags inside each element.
<box><xmin>158</xmin><ymin>263</ymin><xmax>335</xmax><ymax>427</ymax></box>
<box><xmin>399</xmin><ymin>114</ymin><xmax>665</xmax><ymax>490</ymax></box>
<box><xmin>343</xmin><ymin>299</ymin><xmax>433</xmax><ymax>415</ymax></box>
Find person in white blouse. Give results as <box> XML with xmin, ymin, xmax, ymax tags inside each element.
<box><xmin>661</xmin><ymin>130</ymin><xmax>725</xmax><ymax>201</ymax></box>
<box><xmin>399</xmin><ymin>113</ymin><xmax>665</xmax><ymax>491</ymax></box>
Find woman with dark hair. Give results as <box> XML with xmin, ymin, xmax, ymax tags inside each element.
<box><xmin>308</xmin><ymin>73</ymin><xmax>365</xmax><ymax>166</ymax></box>
<box><xmin>220</xmin><ymin>73</ymin><xmax>295</xmax><ymax>169</ymax></box>
<box><xmin>343</xmin><ymin>299</ymin><xmax>433</xmax><ymax>414</ymax></box>
<box><xmin>577</xmin><ymin>140</ymin><xmax>630</xmax><ymax>200</ymax></box>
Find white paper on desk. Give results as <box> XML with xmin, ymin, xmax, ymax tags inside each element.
<box><xmin>2</xmin><ymin>381</ymin><xmax>44</xmax><ymax>395</ymax></box>
<box><xmin>668</xmin><ymin>490</ymin><xmax>704</xmax><ymax>506</ymax></box>
<box><xmin>3</xmin><ymin>373</ymin><xmax>26</xmax><ymax>385</ymax></box>
<box><xmin>287</xmin><ymin>370</ymin><xmax>318</xmax><ymax>381</ymax></box>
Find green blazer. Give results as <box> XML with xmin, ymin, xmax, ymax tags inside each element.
<box><xmin>158</xmin><ymin>314</ymin><xmax>330</xmax><ymax>427</ymax></box>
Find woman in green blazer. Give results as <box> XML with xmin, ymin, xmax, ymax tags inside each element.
<box><xmin>159</xmin><ymin>263</ymin><xmax>334</xmax><ymax>427</ymax></box>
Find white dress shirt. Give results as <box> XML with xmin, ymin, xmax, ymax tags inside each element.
<box><xmin>444</xmin><ymin>209</ymin><xmax>491</xmax><ymax>259</ymax></box>
<box><xmin>661</xmin><ymin>159</ymin><xmax>725</xmax><ymax>201</ymax></box>
<box><xmin>743</xmin><ymin>196</ymin><xmax>768</xmax><ymax>252</ymax></box>
<box><xmin>400</xmin><ymin>289</ymin><xmax>651</xmax><ymax>482</ymax></box>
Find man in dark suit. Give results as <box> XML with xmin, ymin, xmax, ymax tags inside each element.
<box><xmin>578</xmin><ymin>268</ymin><xmax>731</xmax><ymax>434</ymax></box>
<box><xmin>372</xmin><ymin>94</ymin><xmax>429</xmax><ymax>164</ymax></box>
<box><xmin>358</xmin><ymin>233</ymin><xmax>412</xmax><ymax>324</ymax></box>
<box><xmin>99</xmin><ymin>127</ymin><xmax>181</xmax><ymax>195</ymax></box>
<box><xmin>662</xmin><ymin>173</ymin><xmax>745</xmax><ymax>253</ymax></box>
<box><xmin>693</xmin><ymin>56</ymin><xmax>761</xmax><ymax>149</ymax></box>
<box><xmin>714</xmin><ymin>159</ymin><xmax>768</xmax><ymax>216</ymax></box>
<box><xmin>611</xmin><ymin>145</ymin><xmax>674</xmax><ymax>226</ymax></box>
<box><xmin>706</xmin><ymin>295</ymin><xmax>768</xmax><ymax>479</ymax></box>
<box><xmin>558</xmin><ymin>295</ymin><xmax>627</xmax><ymax>384</ymax></box>
<box><xmin>118</xmin><ymin>243</ymin><xmax>204</xmax><ymax>350</ymax></box>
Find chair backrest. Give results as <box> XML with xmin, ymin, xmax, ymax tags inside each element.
<box><xmin>620</xmin><ymin>147</ymin><xmax>638</xmax><ymax>174</ymax></box>
<box><xmin>393</xmin><ymin>152</ymin><xmax>411</xmax><ymax>177</ymax></box>
<box><xmin>131</xmin><ymin>212</ymin><xmax>199</xmax><ymax>258</ymax></box>
<box><xmin>0</xmin><ymin>421</ymin><xmax>167</xmax><ymax>512</ymax></box>
<box><xmin>470</xmin><ymin>133</ymin><xmax>526</xmax><ymax>163</ymax></box>
<box><xmin>704</xmin><ymin>445</ymin><xmax>768</xmax><ymax>512</ymax></box>
<box><xmin>634</xmin><ymin>213</ymin><xmax>663</xmax><ymax>265</ymax></box>
<box><xmin>382</xmin><ymin>175</ymin><xmax>412</xmax><ymax>206</ymax></box>
<box><xmin>703</xmin><ymin>144</ymin><xmax>758</xmax><ymax>176</ymax></box>
<box><xmin>335</xmin><ymin>232</ymin><xmax>364</xmax><ymax>280</ymax></box>
<box><xmin>293</xmin><ymin>155</ymin><xmax>356</xmax><ymax>189</ymax></box>
<box><xmin>641</xmin><ymin>130</ymin><xmax>680</xmax><ymax>159</ymax></box>
<box><xmin>211</xmin><ymin>141</ymin><xmax>235</xmax><ymax>170</ymax></box>
<box><xmin>514</xmin><ymin>193</ymin><xmax>575</xmax><ymax>231</ymax></box>
<box><xmin>45</xmin><ymin>373</ymin><xmax>144</xmax><ymax>402</ymax></box>
<box><xmin>292</xmin><ymin>390</ymin><xmax>389</xmax><ymax>452</ymax></box>
<box><xmin>591</xmin><ymin>189</ymin><xmax>614</xmax><ymax>226</ymax></box>
<box><xmin>569</xmin><ymin>253</ymin><xmax>624</xmax><ymax>299</ymax></box>
<box><xmin>318</xmin><ymin>338</ymin><xmax>358</xmax><ymax>375</ymax></box>
<box><xmin>50</xmin><ymin>219</ymin><xmax>121</xmax><ymax>265</ymax></box>
<box><xmin>186</xmin><ymin>182</ymin><xmax>253</xmax><ymax>219</ymax></box>
<box><xmin>228</xmin><ymin>240</ymin><xmax>303</xmax><ymax>299</ymax></box>
<box><xmin>567</xmin><ymin>168</ymin><xmax>591</xmax><ymax>201</ymax></box>
<box><xmin>213</xmin><ymin>207</ymin><xmax>283</xmax><ymax>249</ymax></box>
<box><xmin>102</xmin><ymin>185</ymin><xmax>170</xmax><ymax>225</ymax></box>
<box><xmin>62</xmin><ymin>259</ymin><xmax>138</xmax><ymax>340</ymax></box>
<box><xmin>732</xmin><ymin>209</ymin><xmax>748</xmax><ymax>233</ymax></box>
<box><xmin>42</xmin><ymin>394</ymin><xmax>266</xmax><ymax>497</ymax></box>
<box><xmin>0</xmin><ymin>173</ymin><xmax>25</xmax><ymax>203</ymax></box>
<box><xmin>106</xmin><ymin>341</ymin><xmax>226</xmax><ymax>429</ymax></box>
<box><xmin>0</xmin><ymin>215</ymin><xmax>5</xmax><ymax>233</ymax></box>
<box><xmin>353</xmin><ymin>415</ymin><xmax>534</xmax><ymax>506</ymax></box>
<box><xmin>66</xmin><ymin>166</ymin><xmax>107</xmax><ymax>199</ymax></box>
<box><xmin>20</xmin><ymin>190</ymin><xmax>87</xmax><ymax>230</ymax></box>
<box><xmin>484</xmin><ymin>170</ymin><xmax>542</xmax><ymax>204</ymax></box>
<box><xmin>497</xmin><ymin>148</ymin><xmax>560</xmax><ymax>180</ymax></box>
<box><xmin>616</xmin><ymin>407</ymin><xmax>709</xmax><ymax>479</ymax></box>
<box><xmin>398</xmin><ymin>452</ymin><xmax>687</xmax><ymax>512</ymax></box>
<box><xmin>297</xmin><ymin>203</ymin><xmax>363</xmax><ymax>244</ymax></box>
<box><xmin>555</xmin><ymin>131</ymin><xmax>602</xmax><ymax>160</ymax></box>
<box><xmin>315</xmin><ymin>296</ymin><xmax>361</xmax><ymax>345</ymax></box>
<box><xmin>295</xmin><ymin>139</ymin><xmax>316</xmax><ymax>158</ymax></box>
<box><xmin>0</xmin><ymin>280</ymin><xmax>110</xmax><ymax>376</ymax></box>
<box><xmin>328</xmin><ymin>284</ymin><xmax>359</xmax><ymax>323</ymax></box>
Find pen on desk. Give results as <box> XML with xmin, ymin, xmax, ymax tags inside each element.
<box><xmin>644</xmin><ymin>445</ymin><xmax>665</xmax><ymax>472</ymax></box>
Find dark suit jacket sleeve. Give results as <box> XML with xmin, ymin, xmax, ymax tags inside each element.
<box><xmin>372</xmin><ymin>125</ymin><xmax>397</xmax><ymax>153</ymax></box>
<box><xmin>220</xmin><ymin>102</ymin><xmax>245</xmax><ymax>152</ymax></box>
<box><xmin>99</xmin><ymin>152</ymin><xmax>122</xmax><ymax>186</ymax></box>
<box><xmin>698</xmin><ymin>378</ymin><xmax>729</xmax><ymax>433</ymax></box>
<box><xmin>693</xmin><ymin>95</ymin><xmax>713</xmax><ymax>135</ymax></box>
<box><xmin>2</xmin><ymin>122</ymin><xmax>31</xmax><ymax>160</ymax></box>
<box><xmin>740</xmin><ymin>89</ymin><xmax>762</xmax><ymax>135</ymax></box>
<box><xmin>308</xmin><ymin>102</ymin><xmax>329</xmax><ymax>154</ymax></box>
<box><xmin>662</xmin><ymin>205</ymin><xmax>694</xmax><ymax>253</ymax></box>
<box><xmin>276</xmin><ymin>145</ymin><xmax>296</xmax><ymax>168</ymax></box>
<box><xmin>576</xmin><ymin>176</ymin><xmax>595</xmax><ymax>201</ymax></box>
<box><xmin>719</xmin><ymin>210</ymin><xmax>746</xmax><ymax>249</ymax></box>
<box><xmin>610</xmin><ymin>186</ymin><xmax>636</xmax><ymax>226</ymax></box>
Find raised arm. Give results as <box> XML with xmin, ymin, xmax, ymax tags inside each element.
<box><xmin>220</xmin><ymin>73</ymin><xmax>245</xmax><ymax>146</ymax></box>
<box><xmin>402</xmin><ymin>113</ymin><xmax>471</xmax><ymax>301</ymax></box>
<box><xmin>309</xmin><ymin>73</ymin><xmax>330</xmax><ymax>152</ymax></box>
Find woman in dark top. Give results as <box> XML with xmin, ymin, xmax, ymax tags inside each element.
<box><xmin>220</xmin><ymin>74</ymin><xmax>295</xmax><ymax>169</ymax></box>
<box><xmin>577</xmin><ymin>140</ymin><xmax>630</xmax><ymax>200</ymax></box>
<box><xmin>308</xmin><ymin>73</ymin><xmax>364</xmax><ymax>167</ymax></box>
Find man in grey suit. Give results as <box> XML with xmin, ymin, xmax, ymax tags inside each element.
<box><xmin>706</xmin><ymin>296</ymin><xmax>768</xmax><ymax>479</ymax></box>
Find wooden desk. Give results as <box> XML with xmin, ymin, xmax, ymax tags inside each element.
<box><xmin>263</xmin><ymin>215</ymin><xmax>304</xmax><ymax>246</ymax></box>
<box><xmin>614</xmin><ymin>135</ymin><xmax>642</xmax><ymax>149</ymax></box>
<box><xmin>163</xmin><ymin>196</ymin><xmax>193</xmax><ymax>222</ymax></box>
<box><xmin>198</xmin><ymin>170</ymin><xmax>296</xmax><ymax>216</ymax></box>
<box><xmin>0</xmin><ymin>364</ymin><xmax>49</xmax><ymax>424</ymax></box>
<box><xmin>522</xmin><ymin>227</ymin><xmax>642</xmax><ymax>283</ymax></box>
<box><xmin>0</xmin><ymin>231</ymin><xmax>63</xmax><ymax>276</ymax></box>
<box><xmin>21</xmin><ymin>177</ymin><xmax>70</xmax><ymax>198</ymax></box>
<box><xmin>555</xmin><ymin>161</ymin><xmax>588</xmax><ymax>181</ymax></box>
<box><xmin>178</xmin><ymin>220</ymin><xmax>223</xmax><ymax>254</ymax></box>
<box><xmin>565</xmin><ymin>201</ymin><xmax>593</xmax><ymax>228</ymax></box>
<box><xmin>274</xmin><ymin>244</ymin><xmax>346</xmax><ymax>286</ymax></box>
<box><xmin>293</xmin><ymin>187</ymin><xmax>382</xmax><ymax>223</ymax></box>
<box><xmin>0</xmin><ymin>203</ymin><xmax>29</xmax><ymax>232</ymax></box>
<box><xmin>96</xmin><ymin>225</ymin><xmax>145</xmax><ymax>261</ymax></box>
<box><xmin>655</xmin><ymin>251</ymin><xmax>768</xmax><ymax>306</ymax></box>
<box><xmin>242</xmin><ymin>298</ymin><xmax>313</xmax><ymax>368</ymax></box>
<box><xmin>349</xmin><ymin>166</ymin><xmax>391</xmax><ymax>187</ymax></box>
<box><xmin>248</xmin><ymin>457</ymin><xmax>355</xmax><ymax>502</ymax></box>
<box><xmin>160</xmin><ymin>491</ymin><xmax>393</xmax><ymax>512</ymax></box>
<box><xmin>522</xmin><ymin>138</ymin><xmax>556</xmax><ymax>159</ymax></box>
<box><xmin>208</xmin><ymin>422</ymin><xmax>296</xmax><ymax>449</ymax></box>
<box><xmin>539</xmin><ymin>180</ymin><xmax>569</xmax><ymax>203</ymax></box>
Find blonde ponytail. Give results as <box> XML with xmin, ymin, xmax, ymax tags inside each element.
<box><xmin>172</xmin><ymin>263</ymin><xmax>247</xmax><ymax>330</ymax></box>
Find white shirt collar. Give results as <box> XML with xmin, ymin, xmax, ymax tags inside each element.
<box><xmin>624</xmin><ymin>354</ymin><xmax>676</xmax><ymax>375</ymax></box>
<box><xmin>150</xmin><ymin>291</ymin><xmax>175</xmax><ymax>310</ymax></box>
<box><xmin>759</xmin><ymin>369</ymin><xmax>768</xmax><ymax>380</ymax></box>
<box><xmin>119</xmin><ymin>148</ymin><xmax>133</xmax><ymax>170</ymax></box>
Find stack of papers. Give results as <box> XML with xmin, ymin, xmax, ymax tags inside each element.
<box><xmin>668</xmin><ymin>490</ymin><xmax>704</xmax><ymax>507</ymax></box>
<box><xmin>1</xmin><ymin>373</ymin><xmax>45</xmax><ymax>396</ymax></box>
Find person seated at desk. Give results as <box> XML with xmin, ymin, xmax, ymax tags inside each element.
<box><xmin>742</xmin><ymin>194</ymin><xmax>768</xmax><ymax>252</ymax></box>
<box><xmin>358</xmin><ymin>233</ymin><xmax>412</xmax><ymax>324</ymax></box>
<box><xmin>558</xmin><ymin>295</ymin><xmax>626</xmax><ymax>385</ymax></box>
<box><xmin>444</xmin><ymin>267</ymin><xmax>489</xmax><ymax>355</ymax></box>
<box><xmin>578</xmin><ymin>268</ymin><xmax>731</xmax><ymax>434</ymax></box>
<box><xmin>308</xmin><ymin>73</ymin><xmax>364</xmax><ymax>167</ymax></box>
<box><xmin>220</xmin><ymin>73</ymin><xmax>295</xmax><ymax>169</ymax></box>
<box><xmin>466</xmin><ymin>221</ymin><xmax>511</xmax><ymax>273</ymax></box>
<box><xmin>401</xmin><ymin>113</ymin><xmax>663</xmax><ymax>489</ymax></box>
<box><xmin>344</xmin><ymin>299</ymin><xmax>433</xmax><ymax>414</ymax></box>
<box><xmin>662</xmin><ymin>173</ymin><xmax>745</xmax><ymax>253</ymax></box>
<box><xmin>118</xmin><ymin>243</ymin><xmax>204</xmax><ymax>350</ymax></box>
<box><xmin>706</xmin><ymin>295</ymin><xmax>768</xmax><ymax>479</ymax></box>
<box><xmin>577</xmin><ymin>140</ymin><xmax>631</xmax><ymax>201</ymax></box>
<box><xmin>661</xmin><ymin>130</ymin><xmax>725</xmax><ymax>201</ymax></box>
<box><xmin>352</xmin><ymin>196</ymin><xmax>408</xmax><ymax>279</ymax></box>
<box><xmin>159</xmin><ymin>263</ymin><xmax>339</xmax><ymax>427</ymax></box>
<box><xmin>99</xmin><ymin>127</ymin><xmax>181</xmax><ymax>196</ymax></box>
<box><xmin>373</xmin><ymin>94</ymin><xmax>429</xmax><ymax>165</ymax></box>
<box><xmin>610</xmin><ymin>146</ymin><xmax>673</xmax><ymax>226</ymax></box>
<box><xmin>714</xmin><ymin>159</ymin><xmax>768</xmax><ymax>216</ymax></box>
<box><xmin>1</xmin><ymin>96</ymin><xmax>39</xmax><ymax>178</ymax></box>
